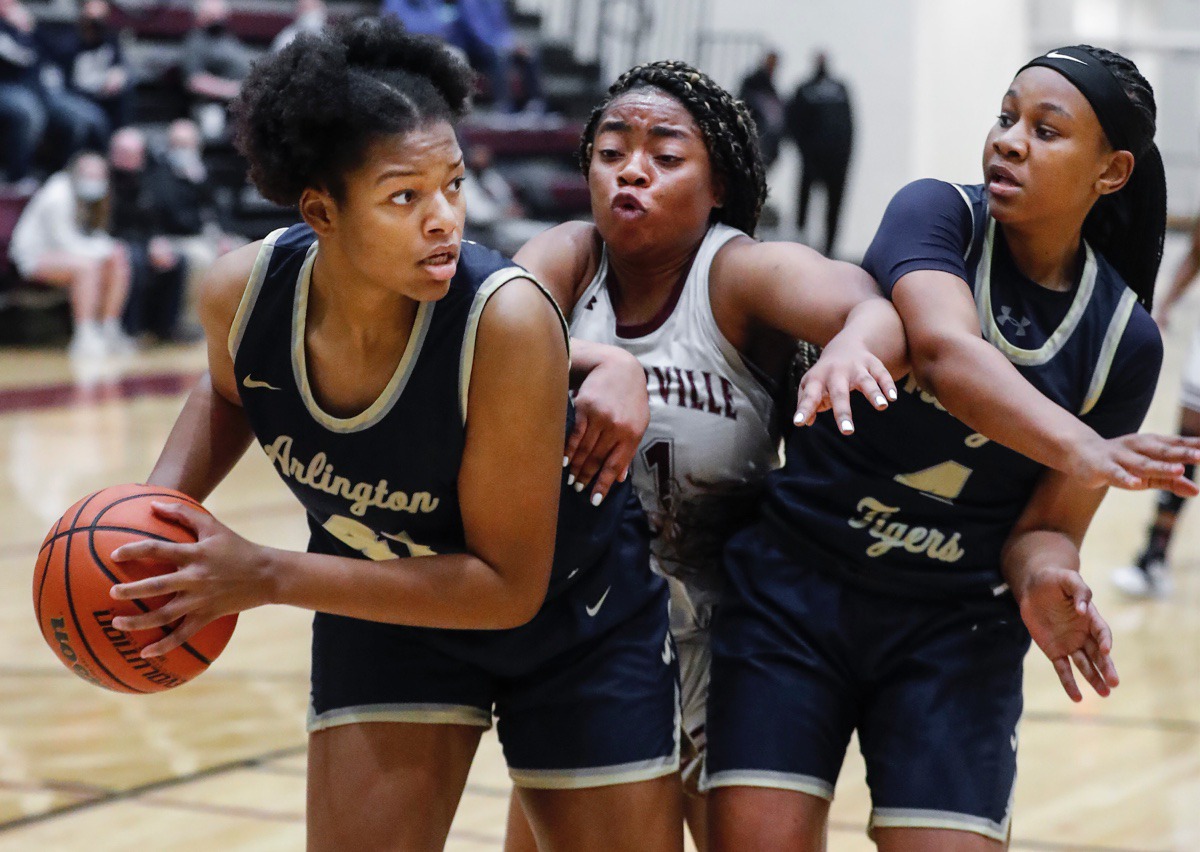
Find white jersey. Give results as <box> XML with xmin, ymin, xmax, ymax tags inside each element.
<box><xmin>570</xmin><ymin>224</ymin><xmax>780</xmax><ymax>623</ymax></box>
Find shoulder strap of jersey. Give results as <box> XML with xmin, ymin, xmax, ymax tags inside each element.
<box><xmin>227</xmin><ymin>227</ymin><xmax>289</xmax><ymax>360</ymax></box>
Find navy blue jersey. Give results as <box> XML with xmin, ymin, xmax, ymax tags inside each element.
<box><xmin>230</xmin><ymin>224</ymin><xmax>639</xmax><ymax>616</ymax></box>
<box><xmin>764</xmin><ymin>179</ymin><xmax>1162</xmax><ymax>597</ymax></box>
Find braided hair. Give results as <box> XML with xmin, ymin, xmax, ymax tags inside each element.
<box><xmin>578</xmin><ymin>60</ymin><xmax>768</xmax><ymax>237</ymax></box>
<box><xmin>232</xmin><ymin>17</ymin><xmax>473</xmax><ymax>206</ymax></box>
<box><xmin>1078</xmin><ymin>45</ymin><xmax>1164</xmax><ymax>310</ymax></box>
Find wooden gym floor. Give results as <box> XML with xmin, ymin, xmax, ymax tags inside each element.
<box><xmin>0</xmin><ymin>242</ymin><xmax>1196</xmax><ymax>851</ymax></box>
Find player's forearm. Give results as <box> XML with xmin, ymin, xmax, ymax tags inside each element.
<box><xmin>1001</xmin><ymin>528</ymin><xmax>1081</xmax><ymax>603</ymax></box>
<box><xmin>913</xmin><ymin>333</ymin><xmax>1095</xmax><ymax>473</ymax></box>
<box><xmin>837</xmin><ymin>297</ymin><xmax>910</xmax><ymax>378</ymax></box>
<box><xmin>146</xmin><ymin>374</ymin><xmax>254</xmax><ymax>500</ymax></box>
<box><xmin>266</xmin><ymin>547</ymin><xmax>548</xmax><ymax>630</ymax></box>
<box><xmin>569</xmin><ymin>338</ymin><xmax>641</xmax><ymax>383</ymax></box>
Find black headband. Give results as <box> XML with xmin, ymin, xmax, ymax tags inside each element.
<box><xmin>1019</xmin><ymin>46</ymin><xmax>1138</xmax><ymax>153</ymax></box>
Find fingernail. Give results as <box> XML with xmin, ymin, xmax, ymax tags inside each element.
<box><xmin>875</xmin><ymin>395</ymin><xmax>886</xmax><ymax>407</ymax></box>
<box><xmin>574</xmin><ymin>481</ymin><xmax>585</xmax><ymax>493</ymax></box>
<box><xmin>112</xmin><ymin>617</ymin><xmax>129</xmax><ymax>630</ymax></box>
<box><xmin>793</xmin><ymin>410</ymin><xmax>806</xmax><ymax>425</ymax></box>
<box><xmin>887</xmin><ymin>388</ymin><xmax>897</xmax><ymax>400</ymax></box>
<box><xmin>563</xmin><ymin>456</ymin><xmax>570</xmax><ymax>468</ymax></box>
<box><xmin>619</xmin><ymin>469</ymin><xmax>628</xmax><ymax>482</ymax></box>
<box><xmin>567</xmin><ymin>474</ymin><xmax>575</xmax><ymax>487</ymax></box>
<box><xmin>841</xmin><ymin>420</ymin><xmax>854</xmax><ymax>434</ymax></box>
<box><xmin>590</xmin><ymin>492</ymin><xmax>603</xmax><ymax>507</ymax></box>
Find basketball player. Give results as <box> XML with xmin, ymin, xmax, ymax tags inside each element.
<box><xmin>504</xmin><ymin>61</ymin><xmax>908</xmax><ymax>852</ymax></box>
<box><xmin>1113</xmin><ymin>212</ymin><xmax>1200</xmax><ymax>597</ymax></box>
<box><xmin>705</xmin><ymin>46</ymin><xmax>1200</xmax><ymax>851</ymax></box>
<box><xmin>103</xmin><ymin>20</ymin><xmax>683</xmax><ymax>851</ymax></box>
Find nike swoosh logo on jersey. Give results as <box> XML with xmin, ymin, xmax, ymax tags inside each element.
<box><xmin>1046</xmin><ymin>50</ymin><xmax>1088</xmax><ymax>65</ymax></box>
<box><xmin>585</xmin><ymin>586</ymin><xmax>611</xmax><ymax>617</ymax></box>
<box><xmin>243</xmin><ymin>375</ymin><xmax>281</xmax><ymax>391</ymax></box>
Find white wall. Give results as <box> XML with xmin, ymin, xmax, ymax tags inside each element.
<box><xmin>706</xmin><ymin>0</ymin><xmax>1031</xmax><ymax>257</ymax></box>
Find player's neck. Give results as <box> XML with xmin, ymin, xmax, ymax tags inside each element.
<box><xmin>605</xmin><ymin>241</ymin><xmax>700</xmax><ymax>326</ymax></box>
<box><xmin>308</xmin><ymin>249</ymin><xmax>419</xmax><ymax>351</ymax></box>
<box><xmin>999</xmin><ymin>220</ymin><xmax>1085</xmax><ymax>293</ymax></box>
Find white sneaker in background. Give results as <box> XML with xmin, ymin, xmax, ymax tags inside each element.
<box><xmin>101</xmin><ymin>321</ymin><xmax>137</xmax><ymax>356</ymax></box>
<box><xmin>68</xmin><ymin>323</ymin><xmax>107</xmax><ymax>360</ymax></box>
<box><xmin>1111</xmin><ymin>560</ymin><xmax>1173</xmax><ymax>599</ymax></box>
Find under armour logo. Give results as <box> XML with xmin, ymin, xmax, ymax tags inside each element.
<box><xmin>996</xmin><ymin>305</ymin><xmax>1030</xmax><ymax>337</ymax></box>
<box><xmin>585</xmin><ymin>296</ymin><xmax>597</xmax><ymax>311</ymax></box>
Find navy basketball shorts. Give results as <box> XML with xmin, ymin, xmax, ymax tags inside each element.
<box><xmin>704</xmin><ymin>524</ymin><xmax>1030</xmax><ymax>842</ymax></box>
<box><xmin>307</xmin><ymin>563</ymin><xmax>680</xmax><ymax>790</ymax></box>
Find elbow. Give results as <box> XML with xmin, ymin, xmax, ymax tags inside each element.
<box><xmin>495</xmin><ymin>568</ymin><xmax>550</xmax><ymax>630</ymax></box>
<box><xmin>906</xmin><ymin>331</ymin><xmax>963</xmax><ymax>398</ymax></box>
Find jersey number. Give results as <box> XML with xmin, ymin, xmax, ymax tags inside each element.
<box><xmin>642</xmin><ymin>438</ymin><xmax>675</xmax><ymax>504</ymax></box>
<box><xmin>322</xmin><ymin>514</ymin><xmax>436</xmax><ymax>560</ymax></box>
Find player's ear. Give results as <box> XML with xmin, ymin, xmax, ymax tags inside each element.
<box><xmin>299</xmin><ymin>187</ymin><xmax>336</xmax><ymax>235</ymax></box>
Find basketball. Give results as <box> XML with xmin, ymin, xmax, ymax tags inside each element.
<box><xmin>32</xmin><ymin>483</ymin><xmax>237</xmax><ymax>693</ymax></box>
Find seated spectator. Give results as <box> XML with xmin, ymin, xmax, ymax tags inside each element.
<box><xmin>108</xmin><ymin>127</ymin><xmax>191</xmax><ymax>344</ymax></box>
<box><xmin>450</xmin><ymin>0</ymin><xmax>544</xmax><ymax>113</ymax></box>
<box><xmin>0</xmin><ymin>0</ymin><xmax>108</xmax><ymax>182</ymax></box>
<box><xmin>380</xmin><ymin>0</ymin><xmax>453</xmax><ymax>40</ymax></box>
<box><xmin>0</xmin><ymin>0</ymin><xmax>44</xmax><ymax>182</ymax></box>
<box><xmin>182</xmin><ymin>0</ymin><xmax>253</xmax><ymax>140</ymax></box>
<box><xmin>271</xmin><ymin>0</ymin><xmax>327</xmax><ymax>52</ymax></box>
<box><xmin>8</xmin><ymin>151</ymin><xmax>132</xmax><ymax>357</ymax></box>
<box><xmin>155</xmin><ymin>118</ymin><xmax>244</xmax><ymax>327</ymax></box>
<box><xmin>65</xmin><ymin>0</ymin><xmax>135</xmax><ymax>131</ymax></box>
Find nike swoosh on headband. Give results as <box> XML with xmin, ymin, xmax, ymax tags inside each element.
<box><xmin>1046</xmin><ymin>50</ymin><xmax>1089</xmax><ymax>65</ymax></box>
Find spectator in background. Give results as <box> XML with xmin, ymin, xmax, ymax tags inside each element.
<box><xmin>786</xmin><ymin>51</ymin><xmax>853</xmax><ymax>257</ymax></box>
<box><xmin>0</xmin><ymin>0</ymin><xmax>44</xmax><ymax>183</ymax></box>
<box><xmin>181</xmin><ymin>0</ymin><xmax>253</xmax><ymax>141</ymax></box>
<box><xmin>156</xmin><ymin>118</ymin><xmax>243</xmax><ymax>327</ymax></box>
<box><xmin>63</xmin><ymin>0</ymin><xmax>134</xmax><ymax>131</ymax></box>
<box><xmin>738</xmin><ymin>50</ymin><xmax>784</xmax><ymax>169</ymax></box>
<box><xmin>8</xmin><ymin>151</ymin><xmax>132</xmax><ymax>357</ymax></box>
<box><xmin>382</xmin><ymin>0</ymin><xmax>544</xmax><ymax>113</ymax></box>
<box><xmin>271</xmin><ymin>0</ymin><xmax>326</xmax><ymax>52</ymax></box>
<box><xmin>108</xmin><ymin>127</ymin><xmax>191</xmax><ymax>344</ymax></box>
<box><xmin>461</xmin><ymin>142</ymin><xmax>547</xmax><ymax>255</ymax></box>
<box><xmin>0</xmin><ymin>0</ymin><xmax>109</xmax><ymax>182</ymax></box>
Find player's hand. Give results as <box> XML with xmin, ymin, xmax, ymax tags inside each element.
<box><xmin>1067</xmin><ymin>432</ymin><xmax>1200</xmax><ymax>495</ymax></box>
<box><xmin>107</xmin><ymin>501</ymin><xmax>275</xmax><ymax>657</ymax></box>
<box><xmin>1013</xmin><ymin>565</ymin><xmax>1118</xmax><ymax>702</ymax></box>
<box><xmin>567</xmin><ymin>348</ymin><xmax>649</xmax><ymax>506</ymax></box>
<box><xmin>793</xmin><ymin>333</ymin><xmax>896</xmax><ymax>434</ymax></box>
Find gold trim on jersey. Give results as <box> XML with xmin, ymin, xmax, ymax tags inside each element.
<box><xmin>1079</xmin><ymin>288</ymin><xmax>1138</xmax><ymax>416</ymax></box>
<box><xmin>458</xmin><ymin>265</ymin><xmax>569</xmax><ymax>425</ymax></box>
<box><xmin>975</xmin><ymin>218</ymin><xmax>1098</xmax><ymax>366</ymax></box>
<box><xmin>227</xmin><ymin>227</ymin><xmax>288</xmax><ymax>359</ymax></box>
<box><xmin>291</xmin><ymin>244</ymin><xmax>434</xmax><ymax>434</ymax></box>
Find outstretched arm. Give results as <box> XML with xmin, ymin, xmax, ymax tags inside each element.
<box><xmin>894</xmin><ymin>272</ymin><xmax>1198</xmax><ymax>493</ymax></box>
<box><xmin>711</xmin><ymin>237</ymin><xmax>909</xmax><ymax>431</ymax></box>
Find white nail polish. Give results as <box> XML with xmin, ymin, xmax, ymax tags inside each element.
<box><xmin>590</xmin><ymin>492</ymin><xmax>603</xmax><ymax>507</ymax></box>
<box><xmin>793</xmin><ymin>411</ymin><xmax>806</xmax><ymax>425</ymax></box>
<box><xmin>888</xmin><ymin>388</ymin><xmax>898</xmax><ymax>400</ymax></box>
<box><xmin>875</xmin><ymin>395</ymin><xmax>886</xmax><ymax>407</ymax></box>
<box><xmin>841</xmin><ymin>420</ymin><xmax>854</xmax><ymax>433</ymax></box>
<box><xmin>563</xmin><ymin>455</ymin><xmax>570</xmax><ymax>468</ymax></box>
<box><xmin>574</xmin><ymin>481</ymin><xmax>585</xmax><ymax>493</ymax></box>
<box><xmin>567</xmin><ymin>474</ymin><xmax>575</xmax><ymax>487</ymax></box>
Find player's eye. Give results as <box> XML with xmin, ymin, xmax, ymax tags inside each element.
<box><xmin>391</xmin><ymin>190</ymin><xmax>416</xmax><ymax>205</ymax></box>
<box><xmin>449</xmin><ymin>176</ymin><xmax>465</xmax><ymax>192</ymax></box>
<box><xmin>997</xmin><ymin>113</ymin><xmax>1015</xmax><ymax>128</ymax></box>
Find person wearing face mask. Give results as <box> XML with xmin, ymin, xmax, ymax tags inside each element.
<box><xmin>8</xmin><ymin>151</ymin><xmax>133</xmax><ymax>357</ymax></box>
<box><xmin>151</xmin><ymin>118</ymin><xmax>244</xmax><ymax>330</ymax></box>
<box><xmin>181</xmin><ymin>0</ymin><xmax>253</xmax><ymax>140</ymax></box>
<box><xmin>107</xmin><ymin>127</ymin><xmax>192</xmax><ymax>344</ymax></box>
<box><xmin>65</xmin><ymin>0</ymin><xmax>135</xmax><ymax>130</ymax></box>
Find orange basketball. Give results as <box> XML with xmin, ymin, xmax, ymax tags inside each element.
<box><xmin>32</xmin><ymin>483</ymin><xmax>237</xmax><ymax>693</ymax></box>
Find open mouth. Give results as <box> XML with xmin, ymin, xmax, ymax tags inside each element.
<box><xmin>612</xmin><ymin>192</ymin><xmax>646</xmax><ymax>214</ymax></box>
<box><xmin>986</xmin><ymin>164</ymin><xmax>1021</xmax><ymax>190</ymax></box>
